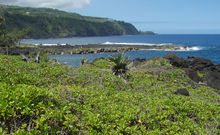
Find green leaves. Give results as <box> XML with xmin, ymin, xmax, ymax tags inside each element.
<box><xmin>0</xmin><ymin>55</ymin><xmax>219</xmax><ymax>134</ymax></box>
<box><xmin>0</xmin><ymin>6</ymin><xmax>138</xmax><ymax>38</ymax></box>
<box><xmin>109</xmin><ymin>52</ymin><xmax>129</xmax><ymax>76</ymax></box>
<box><xmin>0</xmin><ymin>16</ymin><xmax>30</xmax><ymax>55</ymax></box>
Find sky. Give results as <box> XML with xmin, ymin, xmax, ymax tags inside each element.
<box><xmin>1</xmin><ymin>0</ymin><xmax>220</xmax><ymax>34</ymax></box>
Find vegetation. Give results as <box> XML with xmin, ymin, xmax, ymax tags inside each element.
<box><xmin>0</xmin><ymin>17</ymin><xmax>3</xmax><ymax>35</ymax></box>
<box><xmin>0</xmin><ymin>4</ymin><xmax>139</xmax><ymax>38</ymax></box>
<box><xmin>0</xmin><ymin>55</ymin><xmax>219</xmax><ymax>134</ymax></box>
<box><xmin>139</xmin><ymin>31</ymin><xmax>156</xmax><ymax>35</ymax></box>
<box><xmin>0</xmin><ymin>16</ymin><xmax>29</xmax><ymax>54</ymax></box>
<box><xmin>109</xmin><ymin>53</ymin><xmax>129</xmax><ymax>77</ymax></box>
<box><xmin>80</xmin><ymin>58</ymin><xmax>89</xmax><ymax>66</ymax></box>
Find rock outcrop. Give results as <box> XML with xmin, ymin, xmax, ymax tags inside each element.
<box><xmin>206</xmin><ymin>71</ymin><xmax>220</xmax><ymax>90</ymax></box>
<box><xmin>164</xmin><ymin>53</ymin><xmax>186</xmax><ymax>68</ymax></box>
<box><xmin>185</xmin><ymin>56</ymin><xmax>214</xmax><ymax>72</ymax></box>
<box><xmin>174</xmin><ymin>88</ymin><xmax>190</xmax><ymax>96</ymax></box>
<box><xmin>185</xmin><ymin>69</ymin><xmax>201</xmax><ymax>83</ymax></box>
<box><xmin>164</xmin><ymin>53</ymin><xmax>220</xmax><ymax>90</ymax></box>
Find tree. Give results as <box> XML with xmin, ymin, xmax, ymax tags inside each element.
<box><xmin>0</xmin><ymin>16</ymin><xmax>7</xmax><ymax>54</ymax></box>
<box><xmin>0</xmin><ymin>17</ymin><xmax>5</xmax><ymax>39</ymax></box>
<box><xmin>109</xmin><ymin>52</ymin><xmax>129</xmax><ymax>77</ymax></box>
<box><xmin>0</xmin><ymin>16</ymin><xmax>29</xmax><ymax>55</ymax></box>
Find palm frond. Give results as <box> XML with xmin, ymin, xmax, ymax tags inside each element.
<box><xmin>109</xmin><ymin>52</ymin><xmax>129</xmax><ymax>76</ymax></box>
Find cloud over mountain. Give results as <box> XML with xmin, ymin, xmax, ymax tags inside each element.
<box><xmin>0</xmin><ymin>0</ymin><xmax>91</xmax><ymax>10</ymax></box>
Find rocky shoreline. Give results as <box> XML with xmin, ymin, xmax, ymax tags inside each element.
<box><xmin>124</xmin><ymin>53</ymin><xmax>220</xmax><ymax>91</ymax></box>
<box><xmin>3</xmin><ymin>43</ymin><xmax>220</xmax><ymax>90</ymax></box>
<box><xmin>164</xmin><ymin>53</ymin><xmax>220</xmax><ymax>90</ymax></box>
<box><xmin>4</xmin><ymin>43</ymin><xmax>197</xmax><ymax>55</ymax></box>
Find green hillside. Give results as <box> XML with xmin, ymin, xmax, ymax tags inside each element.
<box><xmin>0</xmin><ymin>5</ymin><xmax>139</xmax><ymax>38</ymax></box>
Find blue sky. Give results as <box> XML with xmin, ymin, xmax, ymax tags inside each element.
<box><xmin>1</xmin><ymin>0</ymin><xmax>220</xmax><ymax>34</ymax></box>
<box><xmin>73</xmin><ymin>0</ymin><xmax>220</xmax><ymax>34</ymax></box>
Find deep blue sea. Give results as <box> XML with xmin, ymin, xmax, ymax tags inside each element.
<box><xmin>21</xmin><ymin>34</ymin><xmax>220</xmax><ymax>67</ymax></box>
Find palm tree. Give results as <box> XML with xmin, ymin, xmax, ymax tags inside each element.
<box><xmin>109</xmin><ymin>52</ymin><xmax>129</xmax><ymax>76</ymax></box>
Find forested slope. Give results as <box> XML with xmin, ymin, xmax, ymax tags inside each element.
<box><xmin>0</xmin><ymin>5</ymin><xmax>139</xmax><ymax>38</ymax></box>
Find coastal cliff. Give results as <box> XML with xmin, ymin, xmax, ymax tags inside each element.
<box><xmin>0</xmin><ymin>4</ymin><xmax>139</xmax><ymax>38</ymax></box>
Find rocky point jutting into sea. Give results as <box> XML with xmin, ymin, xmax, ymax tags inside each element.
<box><xmin>5</xmin><ymin>43</ymin><xmax>198</xmax><ymax>55</ymax></box>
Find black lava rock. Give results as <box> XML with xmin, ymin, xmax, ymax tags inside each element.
<box><xmin>185</xmin><ymin>69</ymin><xmax>201</xmax><ymax>83</ymax></box>
<box><xmin>164</xmin><ymin>53</ymin><xmax>186</xmax><ymax>68</ymax></box>
<box><xmin>207</xmin><ymin>71</ymin><xmax>220</xmax><ymax>90</ymax></box>
<box><xmin>174</xmin><ymin>88</ymin><xmax>190</xmax><ymax>96</ymax></box>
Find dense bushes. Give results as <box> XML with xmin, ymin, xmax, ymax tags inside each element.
<box><xmin>0</xmin><ymin>55</ymin><xmax>219</xmax><ymax>134</ymax></box>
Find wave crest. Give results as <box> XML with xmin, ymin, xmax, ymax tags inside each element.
<box><xmin>102</xmin><ymin>41</ymin><xmax>202</xmax><ymax>51</ymax></box>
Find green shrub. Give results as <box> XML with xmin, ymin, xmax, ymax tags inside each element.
<box><xmin>109</xmin><ymin>52</ymin><xmax>129</xmax><ymax>77</ymax></box>
<box><xmin>0</xmin><ymin>55</ymin><xmax>219</xmax><ymax>134</ymax></box>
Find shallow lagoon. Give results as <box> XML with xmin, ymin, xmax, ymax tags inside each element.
<box><xmin>22</xmin><ymin>34</ymin><xmax>220</xmax><ymax>66</ymax></box>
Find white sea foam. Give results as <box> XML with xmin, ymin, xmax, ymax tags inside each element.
<box><xmin>150</xmin><ymin>46</ymin><xmax>202</xmax><ymax>51</ymax></box>
<box><xmin>34</xmin><ymin>43</ymin><xmax>66</xmax><ymax>46</ymax></box>
<box><xmin>176</xmin><ymin>46</ymin><xmax>201</xmax><ymax>51</ymax></box>
<box><xmin>102</xmin><ymin>41</ymin><xmax>176</xmax><ymax>46</ymax></box>
<box><xmin>102</xmin><ymin>42</ymin><xmax>202</xmax><ymax>51</ymax></box>
<box><xmin>102</xmin><ymin>41</ymin><xmax>157</xmax><ymax>46</ymax></box>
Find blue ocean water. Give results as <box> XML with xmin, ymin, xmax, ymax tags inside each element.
<box><xmin>21</xmin><ymin>34</ymin><xmax>220</xmax><ymax>67</ymax></box>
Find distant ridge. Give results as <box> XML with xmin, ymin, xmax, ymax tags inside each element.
<box><xmin>0</xmin><ymin>4</ymin><xmax>139</xmax><ymax>38</ymax></box>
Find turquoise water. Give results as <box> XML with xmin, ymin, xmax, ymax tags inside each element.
<box><xmin>21</xmin><ymin>34</ymin><xmax>220</xmax><ymax>67</ymax></box>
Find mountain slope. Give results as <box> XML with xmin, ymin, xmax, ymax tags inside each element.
<box><xmin>0</xmin><ymin>5</ymin><xmax>139</xmax><ymax>38</ymax></box>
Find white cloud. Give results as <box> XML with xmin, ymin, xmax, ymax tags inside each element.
<box><xmin>0</xmin><ymin>0</ymin><xmax>91</xmax><ymax>10</ymax></box>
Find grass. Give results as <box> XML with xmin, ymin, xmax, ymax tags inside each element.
<box><xmin>15</xmin><ymin>44</ymin><xmax>36</xmax><ymax>48</ymax></box>
<box><xmin>0</xmin><ymin>55</ymin><xmax>219</xmax><ymax>134</ymax></box>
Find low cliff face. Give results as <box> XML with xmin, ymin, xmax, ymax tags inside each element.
<box><xmin>0</xmin><ymin>5</ymin><xmax>139</xmax><ymax>38</ymax></box>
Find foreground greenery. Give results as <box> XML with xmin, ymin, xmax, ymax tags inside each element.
<box><xmin>0</xmin><ymin>4</ymin><xmax>139</xmax><ymax>38</ymax></box>
<box><xmin>0</xmin><ymin>55</ymin><xmax>219</xmax><ymax>134</ymax></box>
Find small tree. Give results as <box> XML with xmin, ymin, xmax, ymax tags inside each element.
<box><xmin>0</xmin><ymin>17</ymin><xmax>6</xmax><ymax>54</ymax></box>
<box><xmin>0</xmin><ymin>16</ymin><xmax>29</xmax><ymax>55</ymax></box>
<box><xmin>0</xmin><ymin>17</ymin><xmax>5</xmax><ymax>43</ymax></box>
<box><xmin>109</xmin><ymin>52</ymin><xmax>129</xmax><ymax>77</ymax></box>
<box><xmin>0</xmin><ymin>17</ymin><xmax>4</xmax><ymax>34</ymax></box>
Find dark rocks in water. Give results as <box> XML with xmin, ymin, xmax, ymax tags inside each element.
<box><xmin>164</xmin><ymin>53</ymin><xmax>218</xmax><ymax>72</ymax></box>
<box><xmin>174</xmin><ymin>88</ymin><xmax>190</xmax><ymax>96</ymax></box>
<box><xmin>206</xmin><ymin>71</ymin><xmax>220</xmax><ymax>90</ymax></box>
<box><xmin>164</xmin><ymin>53</ymin><xmax>220</xmax><ymax>89</ymax></box>
<box><xmin>164</xmin><ymin>53</ymin><xmax>186</xmax><ymax>68</ymax></box>
<box><xmin>185</xmin><ymin>69</ymin><xmax>201</xmax><ymax>83</ymax></box>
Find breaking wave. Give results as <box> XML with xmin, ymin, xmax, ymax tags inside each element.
<box><xmin>102</xmin><ymin>41</ymin><xmax>202</xmax><ymax>51</ymax></box>
<box><xmin>102</xmin><ymin>41</ymin><xmax>173</xmax><ymax>46</ymax></box>
<box><xmin>34</xmin><ymin>43</ymin><xmax>67</xmax><ymax>46</ymax></box>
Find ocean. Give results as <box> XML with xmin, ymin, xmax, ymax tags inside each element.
<box><xmin>21</xmin><ymin>34</ymin><xmax>220</xmax><ymax>67</ymax></box>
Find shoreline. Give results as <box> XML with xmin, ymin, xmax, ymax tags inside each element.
<box><xmin>5</xmin><ymin>43</ymin><xmax>198</xmax><ymax>55</ymax></box>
